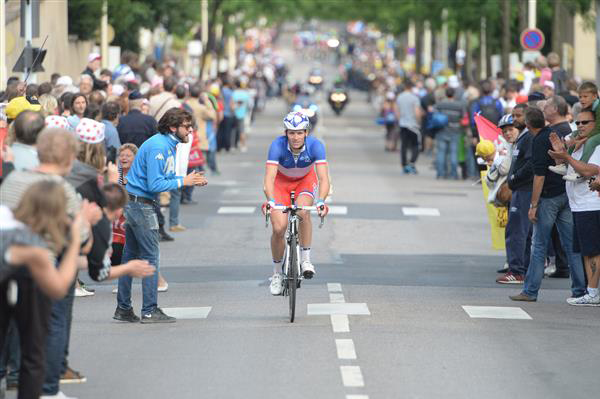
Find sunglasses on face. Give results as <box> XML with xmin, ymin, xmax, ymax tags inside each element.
<box><xmin>180</xmin><ymin>124</ymin><xmax>193</xmax><ymax>129</ymax></box>
<box><xmin>575</xmin><ymin>120</ymin><xmax>593</xmax><ymax>126</ymax></box>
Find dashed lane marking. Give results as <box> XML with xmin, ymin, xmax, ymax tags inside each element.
<box><xmin>330</xmin><ymin>293</ymin><xmax>346</xmax><ymax>303</ymax></box>
<box><xmin>307</xmin><ymin>303</ymin><xmax>371</xmax><ymax>316</ymax></box>
<box><xmin>217</xmin><ymin>206</ymin><xmax>256</xmax><ymax>214</ymax></box>
<box><xmin>402</xmin><ymin>207</ymin><xmax>440</xmax><ymax>216</ymax></box>
<box><xmin>161</xmin><ymin>307</ymin><xmax>212</xmax><ymax>319</ymax></box>
<box><xmin>336</xmin><ymin>339</ymin><xmax>357</xmax><ymax>360</ymax></box>
<box><xmin>340</xmin><ymin>366</ymin><xmax>365</xmax><ymax>387</ymax></box>
<box><xmin>462</xmin><ymin>306</ymin><xmax>532</xmax><ymax>320</ymax></box>
<box><xmin>327</xmin><ymin>283</ymin><xmax>342</xmax><ymax>292</ymax></box>
<box><xmin>346</xmin><ymin>395</ymin><xmax>369</xmax><ymax>399</ymax></box>
<box><xmin>330</xmin><ymin>315</ymin><xmax>350</xmax><ymax>333</ymax></box>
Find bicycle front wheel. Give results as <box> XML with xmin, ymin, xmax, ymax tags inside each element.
<box><xmin>288</xmin><ymin>234</ymin><xmax>298</xmax><ymax>323</ymax></box>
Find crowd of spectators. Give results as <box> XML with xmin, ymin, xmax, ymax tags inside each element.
<box><xmin>363</xmin><ymin>49</ymin><xmax>600</xmax><ymax>304</ymax></box>
<box><xmin>0</xmin><ymin>32</ymin><xmax>285</xmax><ymax>398</ymax></box>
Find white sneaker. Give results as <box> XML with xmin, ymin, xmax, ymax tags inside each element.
<box><xmin>544</xmin><ymin>262</ymin><xmax>556</xmax><ymax>277</ymax></box>
<box><xmin>40</xmin><ymin>391</ymin><xmax>78</xmax><ymax>399</ymax></box>
<box><xmin>567</xmin><ymin>294</ymin><xmax>600</xmax><ymax>306</ymax></box>
<box><xmin>112</xmin><ymin>287</ymin><xmax>118</xmax><ymax>294</ymax></box>
<box><xmin>158</xmin><ymin>283</ymin><xmax>169</xmax><ymax>292</ymax></box>
<box><xmin>301</xmin><ymin>261</ymin><xmax>315</xmax><ymax>279</ymax></box>
<box><xmin>74</xmin><ymin>287</ymin><xmax>94</xmax><ymax>297</ymax></box>
<box><xmin>270</xmin><ymin>273</ymin><xmax>283</xmax><ymax>296</ymax></box>
<box><xmin>549</xmin><ymin>164</ymin><xmax>568</xmax><ymax>175</ymax></box>
<box><xmin>563</xmin><ymin>173</ymin><xmax>584</xmax><ymax>182</ymax></box>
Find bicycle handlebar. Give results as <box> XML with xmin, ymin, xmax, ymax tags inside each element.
<box><xmin>264</xmin><ymin>204</ymin><xmax>325</xmax><ymax>228</ymax></box>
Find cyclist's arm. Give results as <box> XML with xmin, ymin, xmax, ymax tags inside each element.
<box><xmin>264</xmin><ymin>163</ymin><xmax>278</xmax><ymax>201</ymax></box>
<box><xmin>315</xmin><ymin>163</ymin><xmax>330</xmax><ymax>201</ymax></box>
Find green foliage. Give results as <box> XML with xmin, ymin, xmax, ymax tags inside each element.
<box><xmin>67</xmin><ymin>0</ymin><xmax>103</xmax><ymax>41</ymax></box>
<box><xmin>68</xmin><ymin>0</ymin><xmax>201</xmax><ymax>52</ymax></box>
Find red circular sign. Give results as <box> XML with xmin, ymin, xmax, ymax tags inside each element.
<box><xmin>520</xmin><ymin>28</ymin><xmax>545</xmax><ymax>51</ymax></box>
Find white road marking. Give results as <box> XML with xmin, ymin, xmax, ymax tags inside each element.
<box><xmin>327</xmin><ymin>283</ymin><xmax>342</xmax><ymax>292</ymax></box>
<box><xmin>340</xmin><ymin>366</ymin><xmax>365</xmax><ymax>387</ymax></box>
<box><xmin>336</xmin><ymin>339</ymin><xmax>357</xmax><ymax>360</ymax></box>
<box><xmin>327</xmin><ymin>205</ymin><xmax>348</xmax><ymax>215</ymax></box>
<box><xmin>462</xmin><ymin>306</ymin><xmax>532</xmax><ymax>320</ymax></box>
<box><xmin>307</xmin><ymin>303</ymin><xmax>370</xmax><ymax>316</ymax></box>
<box><xmin>402</xmin><ymin>207</ymin><xmax>440</xmax><ymax>216</ymax></box>
<box><xmin>222</xmin><ymin>188</ymin><xmax>241</xmax><ymax>195</ymax></box>
<box><xmin>161</xmin><ymin>307</ymin><xmax>211</xmax><ymax>319</ymax></box>
<box><xmin>210</xmin><ymin>180</ymin><xmax>238</xmax><ymax>187</ymax></box>
<box><xmin>217</xmin><ymin>206</ymin><xmax>256</xmax><ymax>214</ymax></box>
<box><xmin>346</xmin><ymin>395</ymin><xmax>369</xmax><ymax>399</ymax></box>
<box><xmin>330</xmin><ymin>293</ymin><xmax>346</xmax><ymax>303</ymax></box>
<box><xmin>330</xmin><ymin>315</ymin><xmax>350</xmax><ymax>333</ymax></box>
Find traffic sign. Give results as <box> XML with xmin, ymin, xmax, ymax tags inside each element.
<box><xmin>520</xmin><ymin>28</ymin><xmax>545</xmax><ymax>51</ymax></box>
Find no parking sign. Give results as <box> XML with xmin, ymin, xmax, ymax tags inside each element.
<box><xmin>520</xmin><ymin>28</ymin><xmax>545</xmax><ymax>51</ymax></box>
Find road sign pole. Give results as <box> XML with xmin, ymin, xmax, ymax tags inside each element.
<box><xmin>528</xmin><ymin>0</ymin><xmax>537</xmax><ymax>29</ymax></box>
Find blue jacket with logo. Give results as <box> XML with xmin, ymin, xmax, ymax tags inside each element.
<box><xmin>126</xmin><ymin>133</ymin><xmax>183</xmax><ymax>200</ymax></box>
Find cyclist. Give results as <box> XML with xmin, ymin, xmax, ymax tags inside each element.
<box><xmin>264</xmin><ymin>111</ymin><xmax>330</xmax><ymax>295</ymax></box>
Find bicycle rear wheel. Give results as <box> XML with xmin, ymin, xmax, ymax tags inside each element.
<box><xmin>288</xmin><ymin>235</ymin><xmax>298</xmax><ymax>323</ymax></box>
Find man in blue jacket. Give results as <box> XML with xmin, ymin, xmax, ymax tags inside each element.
<box><xmin>114</xmin><ymin>108</ymin><xmax>207</xmax><ymax>323</ymax></box>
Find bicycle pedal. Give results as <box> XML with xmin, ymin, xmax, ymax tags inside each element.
<box><xmin>302</xmin><ymin>271</ymin><xmax>314</xmax><ymax>280</ymax></box>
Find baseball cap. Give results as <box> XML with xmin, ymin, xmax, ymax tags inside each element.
<box><xmin>88</xmin><ymin>53</ymin><xmax>102</xmax><ymax>63</ymax></box>
<box><xmin>527</xmin><ymin>91</ymin><xmax>545</xmax><ymax>102</ymax></box>
<box><xmin>475</xmin><ymin>140</ymin><xmax>496</xmax><ymax>157</ymax></box>
<box><xmin>128</xmin><ymin>90</ymin><xmax>143</xmax><ymax>100</ymax></box>
<box><xmin>5</xmin><ymin>96</ymin><xmax>42</xmax><ymax>120</ymax></box>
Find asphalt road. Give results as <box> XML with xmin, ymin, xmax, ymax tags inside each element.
<box><xmin>13</xmin><ymin>35</ymin><xmax>600</xmax><ymax>399</ymax></box>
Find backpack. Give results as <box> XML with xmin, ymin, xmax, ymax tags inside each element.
<box><xmin>478</xmin><ymin>98</ymin><xmax>501</xmax><ymax>124</ymax></box>
<box><xmin>425</xmin><ymin>111</ymin><xmax>449</xmax><ymax>131</ymax></box>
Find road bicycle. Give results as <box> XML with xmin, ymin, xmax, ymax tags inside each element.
<box><xmin>265</xmin><ymin>192</ymin><xmax>325</xmax><ymax>322</ymax></box>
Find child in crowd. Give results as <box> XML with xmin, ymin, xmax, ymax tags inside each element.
<box><xmin>549</xmin><ymin>81</ymin><xmax>600</xmax><ymax>181</ymax></box>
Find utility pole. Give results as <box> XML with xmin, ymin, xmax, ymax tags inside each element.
<box><xmin>480</xmin><ymin>16</ymin><xmax>487</xmax><ymax>80</ymax></box>
<box><xmin>201</xmin><ymin>0</ymin><xmax>208</xmax><ymax>46</ymax></box>
<box><xmin>441</xmin><ymin>9</ymin><xmax>448</xmax><ymax>70</ymax></box>
<box><xmin>101</xmin><ymin>0</ymin><xmax>108</xmax><ymax>69</ymax></box>
<box><xmin>23</xmin><ymin>0</ymin><xmax>35</xmax><ymax>83</ymax></box>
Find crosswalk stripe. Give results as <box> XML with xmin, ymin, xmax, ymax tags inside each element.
<box><xmin>462</xmin><ymin>306</ymin><xmax>532</xmax><ymax>320</ymax></box>
<box><xmin>328</xmin><ymin>205</ymin><xmax>348</xmax><ymax>215</ymax></box>
<box><xmin>161</xmin><ymin>307</ymin><xmax>212</xmax><ymax>319</ymax></box>
<box><xmin>402</xmin><ymin>207</ymin><xmax>440</xmax><ymax>216</ymax></box>
<box><xmin>346</xmin><ymin>396</ymin><xmax>369</xmax><ymax>399</ymax></box>
<box><xmin>217</xmin><ymin>206</ymin><xmax>256</xmax><ymax>214</ymax></box>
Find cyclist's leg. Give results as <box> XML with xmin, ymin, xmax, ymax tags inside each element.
<box><xmin>270</xmin><ymin>210</ymin><xmax>287</xmax><ymax>267</ymax></box>
<box><xmin>297</xmin><ymin>193</ymin><xmax>314</xmax><ymax>248</ymax></box>
<box><xmin>271</xmin><ymin>173</ymin><xmax>291</xmax><ymax>269</ymax></box>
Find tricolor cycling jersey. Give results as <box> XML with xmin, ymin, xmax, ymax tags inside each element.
<box><xmin>266</xmin><ymin>135</ymin><xmax>327</xmax><ymax>179</ymax></box>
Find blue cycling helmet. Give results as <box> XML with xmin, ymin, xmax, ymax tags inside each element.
<box><xmin>283</xmin><ymin>111</ymin><xmax>310</xmax><ymax>131</ymax></box>
<box><xmin>498</xmin><ymin>114</ymin><xmax>514</xmax><ymax>128</ymax></box>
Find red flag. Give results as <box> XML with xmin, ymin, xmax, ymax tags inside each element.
<box><xmin>474</xmin><ymin>113</ymin><xmax>501</xmax><ymax>142</ymax></box>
